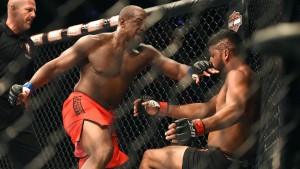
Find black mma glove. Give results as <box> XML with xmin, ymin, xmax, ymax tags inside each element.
<box><xmin>191</xmin><ymin>60</ymin><xmax>213</xmax><ymax>74</ymax></box>
<box><xmin>8</xmin><ymin>82</ymin><xmax>34</xmax><ymax>106</ymax></box>
<box><xmin>9</xmin><ymin>84</ymin><xmax>23</xmax><ymax>106</ymax></box>
<box><xmin>188</xmin><ymin>60</ymin><xmax>213</xmax><ymax>77</ymax></box>
<box><xmin>175</xmin><ymin>118</ymin><xmax>205</xmax><ymax>145</ymax></box>
<box><xmin>138</xmin><ymin>95</ymin><xmax>168</xmax><ymax>116</ymax></box>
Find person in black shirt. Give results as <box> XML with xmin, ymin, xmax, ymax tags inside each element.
<box><xmin>0</xmin><ymin>0</ymin><xmax>43</xmax><ymax>168</ymax></box>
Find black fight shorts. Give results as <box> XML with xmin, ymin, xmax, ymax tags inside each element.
<box><xmin>182</xmin><ymin>147</ymin><xmax>231</xmax><ymax>169</ymax></box>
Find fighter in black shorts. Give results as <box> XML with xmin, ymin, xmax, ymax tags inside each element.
<box><xmin>183</xmin><ymin>147</ymin><xmax>252</xmax><ymax>169</ymax></box>
<box><xmin>134</xmin><ymin>29</ymin><xmax>260</xmax><ymax>169</ymax></box>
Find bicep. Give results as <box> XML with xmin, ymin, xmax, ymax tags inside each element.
<box><xmin>47</xmin><ymin>37</ymin><xmax>89</xmax><ymax>73</ymax></box>
<box><xmin>53</xmin><ymin>47</ymin><xmax>83</xmax><ymax>71</ymax></box>
<box><xmin>150</xmin><ymin>51</ymin><xmax>189</xmax><ymax>80</ymax></box>
<box><xmin>156</xmin><ymin>56</ymin><xmax>189</xmax><ymax>80</ymax></box>
<box><xmin>226</xmin><ymin>72</ymin><xmax>248</xmax><ymax>112</ymax></box>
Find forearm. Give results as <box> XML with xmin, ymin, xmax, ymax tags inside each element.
<box><xmin>29</xmin><ymin>61</ymin><xmax>62</xmax><ymax>91</ymax></box>
<box><xmin>167</xmin><ymin>103</ymin><xmax>210</xmax><ymax>119</ymax></box>
<box><xmin>159</xmin><ymin>59</ymin><xmax>191</xmax><ymax>81</ymax></box>
<box><xmin>176</xmin><ymin>64</ymin><xmax>191</xmax><ymax>80</ymax></box>
<box><xmin>202</xmin><ymin>104</ymin><xmax>242</xmax><ymax>133</ymax></box>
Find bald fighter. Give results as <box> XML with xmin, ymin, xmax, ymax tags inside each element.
<box><xmin>8</xmin><ymin>5</ymin><xmax>219</xmax><ymax>169</ymax></box>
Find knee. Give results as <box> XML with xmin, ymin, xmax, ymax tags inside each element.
<box><xmin>90</xmin><ymin>145</ymin><xmax>114</xmax><ymax>163</ymax></box>
<box><xmin>141</xmin><ymin>149</ymin><xmax>156</xmax><ymax>164</ymax></box>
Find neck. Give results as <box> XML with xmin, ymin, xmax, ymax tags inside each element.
<box><xmin>223</xmin><ymin>57</ymin><xmax>246</xmax><ymax>76</ymax></box>
<box><xmin>6</xmin><ymin>18</ymin><xmax>21</xmax><ymax>34</ymax></box>
<box><xmin>114</xmin><ymin>29</ymin><xmax>139</xmax><ymax>52</ymax></box>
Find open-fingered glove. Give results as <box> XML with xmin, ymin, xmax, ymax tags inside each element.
<box><xmin>191</xmin><ymin>60</ymin><xmax>213</xmax><ymax>75</ymax></box>
<box><xmin>137</xmin><ymin>95</ymin><xmax>168</xmax><ymax>116</ymax></box>
<box><xmin>9</xmin><ymin>82</ymin><xmax>33</xmax><ymax>106</ymax></box>
<box><xmin>174</xmin><ymin>118</ymin><xmax>206</xmax><ymax>145</ymax></box>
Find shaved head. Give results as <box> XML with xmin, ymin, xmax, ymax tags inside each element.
<box><xmin>116</xmin><ymin>5</ymin><xmax>147</xmax><ymax>46</ymax></box>
<box><xmin>119</xmin><ymin>5</ymin><xmax>146</xmax><ymax>21</ymax></box>
<box><xmin>8</xmin><ymin>0</ymin><xmax>25</xmax><ymax>9</ymax></box>
<box><xmin>6</xmin><ymin>0</ymin><xmax>36</xmax><ymax>34</ymax></box>
<box><xmin>7</xmin><ymin>0</ymin><xmax>36</xmax><ymax>14</ymax></box>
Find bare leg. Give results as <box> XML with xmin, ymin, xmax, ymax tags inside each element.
<box><xmin>139</xmin><ymin>146</ymin><xmax>189</xmax><ymax>169</ymax></box>
<box><xmin>79</xmin><ymin>120</ymin><xmax>114</xmax><ymax>169</ymax></box>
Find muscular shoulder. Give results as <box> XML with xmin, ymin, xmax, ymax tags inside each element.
<box><xmin>78</xmin><ymin>33</ymin><xmax>112</xmax><ymax>44</ymax></box>
<box><xmin>74</xmin><ymin>33</ymin><xmax>113</xmax><ymax>51</ymax></box>
<box><xmin>225</xmin><ymin>68</ymin><xmax>254</xmax><ymax>87</ymax></box>
<box><xmin>94</xmin><ymin>33</ymin><xmax>113</xmax><ymax>42</ymax></box>
<box><xmin>225</xmin><ymin>70</ymin><xmax>250</xmax><ymax>86</ymax></box>
<box><xmin>139</xmin><ymin>43</ymin><xmax>161</xmax><ymax>56</ymax></box>
<box><xmin>227</xmin><ymin>69</ymin><xmax>246</xmax><ymax>79</ymax></box>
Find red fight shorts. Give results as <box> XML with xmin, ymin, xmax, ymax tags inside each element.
<box><xmin>62</xmin><ymin>92</ymin><xmax>128</xmax><ymax>168</ymax></box>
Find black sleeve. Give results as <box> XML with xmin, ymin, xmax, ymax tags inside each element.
<box><xmin>24</xmin><ymin>39</ymin><xmax>38</xmax><ymax>80</ymax></box>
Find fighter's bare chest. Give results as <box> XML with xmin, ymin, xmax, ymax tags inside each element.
<box><xmin>87</xmin><ymin>50</ymin><xmax>146</xmax><ymax>76</ymax></box>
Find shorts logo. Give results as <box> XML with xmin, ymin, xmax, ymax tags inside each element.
<box><xmin>73</xmin><ymin>96</ymin><xmax>85</xmax><ymax>115</ymax></box>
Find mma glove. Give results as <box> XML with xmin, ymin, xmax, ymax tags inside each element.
<box><xmin>138</xmin><ymin>95</ymin><xmax>169</xmax><ymax>116</ymax></box>
<box><xmin>9</xmin><ymin>82</ymin><xmax>34</xmax><ymax>106</ymax></box>
<box><xmin>188</xmin><ymin>60</ymin><xmax>213</xmax><ymax>77</ymax></box>
<box><xmin>174</xmin><ymin>118</ymin><xmax>206</xmax><ymax>145</ymax></box>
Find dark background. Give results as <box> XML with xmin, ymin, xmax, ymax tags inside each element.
<box><xmin>0</xmin><ymin>0</ymin><xmax>176</xmax><ymax>35</ymax></box>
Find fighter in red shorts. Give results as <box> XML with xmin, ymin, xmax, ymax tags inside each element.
<box><xmin>62</xmin><ymin>92</ymin><xmax>128</xmax><ymax>168</ymax></box>
<box><xmin>8</xmin><ymin>5</ymin><xmax>219</xmax><ymax>169</ymax></box>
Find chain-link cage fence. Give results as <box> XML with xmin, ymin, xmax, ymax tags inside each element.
<box><xmin>1</xmin><ymin>0</ymin><xmax>299</xmax><ymax>168</ymax></box>
<box><xmin>32</xmin><ymin>4</ymin><xmax>228</xmax><ymax>169</ymax></box>
<box><xmin>1</xmin><ymin>1</ymin><xmax>229</xmax><ymax>169</ymax></box>
<box><xmin>247</xmin><ymin>0</ymin><xmax>284</xmax><ymax>168</ymax></box>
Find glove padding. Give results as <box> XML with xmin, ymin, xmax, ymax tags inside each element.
<box><xmin>175</xmin><ymin>118</ymin><xmax>205</xmax><ymax>145</ymax></box>
<box><xmin>191</xmin><ymin>60</ymin><xmax>213</xmax><ymax>75</ymax></box>
<box><xmin>9</xmin><ymin>84</ymin><xmax>23</xmax><ymax>106</ymax></box>
<box><xmin>137</xmin><ymin>95</ymin><xmax>160</xmax><ymax>116</ymax></box>
<box><xmin>9</xmin><ymin>84</ymin><xmax>31</xmax><ymax>106</ymax></box>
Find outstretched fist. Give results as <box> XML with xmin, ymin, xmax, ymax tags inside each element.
<box><xmin>9</xmin><ymin>84</ymin><xmax>31</xmax><ymax>106</ymax></box>
<box><xmin>190</xmin><ymin>60</ymin><xmax>219</xmax><ymax>84</ymax></box>
<box><xmin>133</xmin><ymin>95</ymin><xmax>161</xmax><ymax>117</ymax></box>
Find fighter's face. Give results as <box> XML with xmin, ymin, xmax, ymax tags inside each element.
<box><xmin>126</xmin><ymin>11</ymin><xmax>147</xmax><ymax>43</ymax></box>
<box><xmin>208</xmin><ymin>45</ymin><xmax>225</xmax><ymax>71</ymax></box>
<box><xmin>14</xmin><ymin>0</ymin><xmax>36</xmax><ymax>32</ymax></box>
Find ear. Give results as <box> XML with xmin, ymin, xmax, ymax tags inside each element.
<box><xmin>11</xmin><ymin>4</ymin><xmax>16</xmax><ymax>11</ymax></box>
<box><xmin>223</xmin><ymin>49</ymin><xmax>230</xmax><ymax>61</ymax></box>
<box><xmin>10</xmin><ymin>5</ymin><xmax>17</xmax><ymax>16</ymax></box>
<box><xmin>119</xmin><ymin>18</ymin><xmax>125</xmax><ymax>28</ymax></box>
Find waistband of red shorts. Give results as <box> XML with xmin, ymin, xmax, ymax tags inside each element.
<box><xmin>70</xmin><ymin>91</ymin><xmax>114</xmax><ymax>112</ymax></box>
